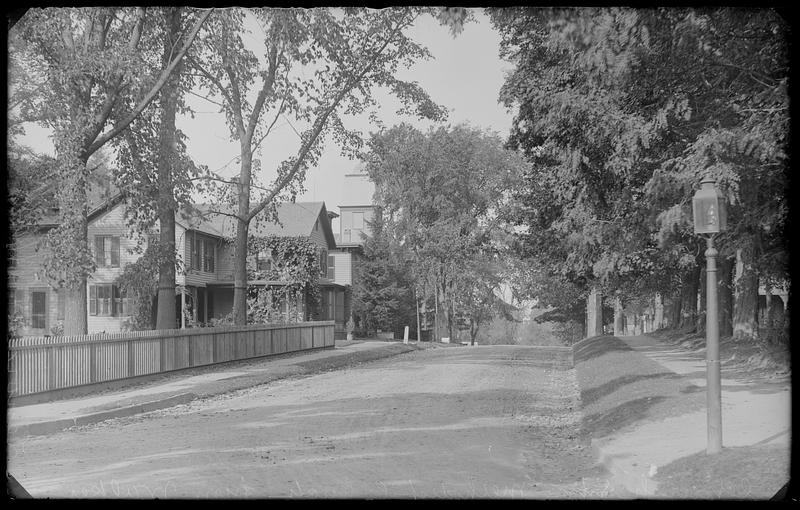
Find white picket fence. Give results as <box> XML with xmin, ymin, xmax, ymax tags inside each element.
<box><xmin>8</xmin><ymin>321</ymin><xmax>334</xmax><ymax>397</ymax></box>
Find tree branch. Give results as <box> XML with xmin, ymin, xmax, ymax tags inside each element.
<box><xmin>245</xmin><ymin>42</ymin><xmax>280</xmax><ymax>144</ymax></box>
<box><xmin>246</xmin><ymin>12</ymin><xmax>414</xmax><ymax>223</ymax></box>
<box><xmin>85</xmin><ymin>8</ymin><xmax>214</xmax><ymax>157</ymax></box>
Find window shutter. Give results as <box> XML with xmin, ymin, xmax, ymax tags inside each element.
<box><xmin>89</xmin><ymin>286</ymin><xmax>97</xmax><ymax>315</ymax></box>
<box><xmin>111</xmin><ymin>237</ymin><xmax>120</xmax><ymax>267</ymax></box>
<box><xmin>193</xmin><ymin>236</ymin><xmax>202</xmax><ymax>270</ymax></box>
<box><xmin>94</xmin><ymin>237</ymin><xmax>105</xmax><ymax>266</ymax></box>
<box><xmin>327</xmin><ymin>255</ymin><xmax>335</xmax><ymax>280</ymax></box>
<box><xmin>14</xmin><ymin>289</ymin><xmax>24</xmax><ymax>316</ymax></box>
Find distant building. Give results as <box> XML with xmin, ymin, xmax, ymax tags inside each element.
<box><xmin>328</xmin><ymin>164</ymin><xmax>379</xmax><ymax>335</ymax></box>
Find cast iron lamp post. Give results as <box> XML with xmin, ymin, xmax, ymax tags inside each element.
<box><xmin>692</xmin><ymin>174</ymin><xmax>727</xmax><ymax>455</ymax></box>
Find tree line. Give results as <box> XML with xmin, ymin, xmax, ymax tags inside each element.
<box><xmin>488</xmin><ymin>7</ymin><xmax>789</xmax><ymax>344</ymax></box>
<box><xmin>350</xmin><ymin>7</ymin><xmax>788</xmax><ymax>347</ymax></box>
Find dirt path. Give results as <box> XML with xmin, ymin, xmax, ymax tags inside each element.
<box><xmin>8</xmin><ymin>345</ymin><xmax>611</xmax><ymax>499</ymax></box>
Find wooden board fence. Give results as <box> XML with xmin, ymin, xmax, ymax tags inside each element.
<box><xmin>8</xmin><ymin>321</ymin><xmax>335</xmax><ymax>397</ymax></box>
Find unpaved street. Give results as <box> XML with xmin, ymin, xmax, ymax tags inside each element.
<box><xmin>8</xmin><ymin>345</ymin><xmax>610</xmax><ymax>499</ymax></box>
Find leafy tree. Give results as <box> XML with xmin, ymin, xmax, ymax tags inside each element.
<box><xmin>9</xmin><ymin>7</ymin><xmax>211</xmax><ymax>334</ymax></box>
<box><xmin>351</xmin><ymin>211</ymin><xmax>416</xmax><ymax>336</ymax></box>
<box><xmin>115</xmin><ymin>243</ymin><xmax>164</xmax><ymax>330</ymax></box>
<box><xmin>365</xmin><ymin>123</ymin><xmax>525</xmax><ymax>341</ymax></box>
<box><xmin>490</xmin><ymin>7</ymin><xmax>789</xmax><ymax>342</ymax></box>
<box><xmin>190</xmin><ymin>7</ymin><xmax>449</xmax><ymax>326</ymax></box>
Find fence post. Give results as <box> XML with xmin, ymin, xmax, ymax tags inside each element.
<box><xmin>90</xmin><ymin>342</ymin><xmax>97</xmax><ymax>383</ymax></box>
<box><xmin>187</xmin><ymin>331</ymin><xmax>194</xmax><ymax>367</ymax></box>
<box><xmin>47</xmin><ymin>347</ymin><xmax>56</xmax><ymax>391</ymax></box>
<box><xmin>127</xmin><ymin>339</ymin><xmax>135</xmax><ymax>377</ymax></box>
<box><xmin>160</xmin><ymin>335</ymin><xmax>166</xmax><ymax>372</ymax></box>
<box><xmin>212</xmin><ymin>330</ymin><xmax>217</xmax><ymax>363</ymax></box>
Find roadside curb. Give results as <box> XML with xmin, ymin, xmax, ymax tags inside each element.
<box><xmin>9</xmin><ymin>393</ymin><xmax>199</xmax><ymax>438</ymax></box>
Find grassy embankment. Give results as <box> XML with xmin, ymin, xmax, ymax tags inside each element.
<box><xmin>573</xmin><ymin>334</ymin><xmax>790</xmax><ymax>499</ymax></box>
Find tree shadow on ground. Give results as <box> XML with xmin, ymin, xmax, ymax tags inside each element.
<box><xmin>580</xmin><ymin>373</ymin><xmax>681</xmax><ymax>405</ymax></box>
<box><xmin>573</xmin><ymin>336</ymin><xmax>632</xmax><ymax>363</ymax></box>
<box><xmin>581</xmin><ymin>396</ymin><xmax>667</xmax><ymax>439</ymax></box>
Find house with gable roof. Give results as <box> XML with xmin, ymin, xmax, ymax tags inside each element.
<box><xmin>183</xmin><ymin>201</ymin><xmax>346</xmax><ymax>333</ymax></box>
<box><xmin>9</xmin><ymin>191</ymin><xmax>346</xmax><ymax>335</ymax></box>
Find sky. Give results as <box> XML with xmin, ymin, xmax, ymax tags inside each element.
<box><xmin>16</xmin><ymin>8</ymin><xmax>515</xmax><ymax>218</ymax></box>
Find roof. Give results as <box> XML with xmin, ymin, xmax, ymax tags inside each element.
<box><xmin>30</xmin><ymin>167</ymin><xmax>120</xmax><ymax>227</ymax></box>
<box><xmin>179</xmin><ymin>201</ymin><xmax>336</xmax><ymax>247</ymax></box>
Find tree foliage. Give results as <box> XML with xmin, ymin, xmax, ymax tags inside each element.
<box><xmin>363</xmin><ymin>122</ymin><xmax>526</xmax><ymax>341</ymax></box>
<box><xmin>490</xmin><ymin>7</ymin><xmax>789</xmax><ymax>340</ymax></box>
<box><xmin>9</xmin><ymin>7</ymin><xmax>211</xmax><ymax>334</ymax></box>
<box><xmin>246</xmin><ymin>235</ymin><xmax>322</xmax><ymax>324</ymax></box>
<box><xmin>351</xmin><ymin>212</ymin><xmax>416</xmax><ymax>335</ymax></box>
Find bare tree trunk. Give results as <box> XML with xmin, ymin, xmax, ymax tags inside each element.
<box><xmin>61</xmin><ymin>155</ymin><xmax>90</xmax><ymax>336</ymax></box>
<box><xmin>586</xmin><ymin>287</ymin><xmax>603</xmax><ymax>337</ymax></box>
<box><xmin>679</xmin><ymin>266</ymin><xmax>700</xmax><ymax>330</ymax></box>
<box><xmin>654</xmin><ymin>293</ymin><xmax>664</xmax><ymax>331</ymax></box>
<box><xmin>733</xmin><ymin>246</ymin><xmax>759</xmax><ymax>341</ymax></box>
<box><xmin>155</xmin><ymin>8</ymin><xmax>182</xmax><ymax>331</ymax></box>
<box><xmin>415</xmin><ymin>287</ymin><xmax>421</xmax><ymax>342</ymax></box>
<box><xmin>434</xmin><ymin>279</ymin><xmax>439</xmax><ymax>342</ymax></box>
<box><xmin>718</xmin><ymin>255</ymin><xmax>734</xmax><ymax>337</ymax></box>
<box><xmin>232</xmin><ymin>150</ymin><xmax>253</xmax><ymax>326</ymax></box>
<box><xmin>63</xmin><ymin>283</ymin><xmax>88</xmax><ymax>336</ymax></box>
<box><xmin>613</xmin><ymin>295</ymin><xmax>624</xmax><ymax>337</ymax></box>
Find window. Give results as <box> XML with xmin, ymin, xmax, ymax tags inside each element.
<box><xmin>57</xmin><ymin>289</ymin><xmax>65</xmax><ymax>320</ymax></box>
<box><xmin>31</xmin><ymin>290</ymin><xmax>47</xmax><ymax>329</ymax></box>
<box><xmin>341</xmin><ymin>211</ymin><xmax>352</xmax><ymax>243</ymax></box>
<box><xmin>327</xmin><ymin>290</ymin><xmax>335</xmax><ymax>321</ymax></box>
<box><xmin>11</xmin><ymin>289</ymin><xmax>24</xmax><ymax>316</ymax></box>
<box><xmin>115</xmin><ymin>287</ymin><xmax>132</xmax><ymax>316</ymax></box>
<box><xmin>94</xmin><ymin>236</ymin><xmax>120</xmax><ymax>267</ymax></box>
<box><xmin>203</xmin><ymin>239</ymin><xmax>215</xmax><ymax>273</ymax></box>
<box><xmin>327</xmin><ymin>255</ymin><xmax>335</xmax><ymax>280</ymax></box>
<box><xmin>352</xmin><ymin>211</ymin><xmax>364</xmax><ymax>230</ymax></box>
<box><xmin>319</xmin><ymin>249</ymin><xmax>328</xmax><ymax>277</ymax></box>
<box><xmin>256</xmin><ymin>250</ymin><xmax>273</xmax><ymax>272</ymax></box>
<box><xmin>8</xmin><ymin>289</ymin><xmax>16</xmax><ymax>316</ymax></box>
<box><xmin>90</xmin><ymin>284</ymin><xmax>129</xmax><ymax>317</ymax></box>
<box><xmin>192</xmin><ymin>235</ymin><xmax>202</xmax><ymax>270</ymax></box>
<box><xmin>90</xmin><ymin>285</ymin><xmax>112</xmax><ymax>316</ymax></box>
<box><xmin>191</xmin><ymin>234</ymin><xmax>216</xmax><ymax>273</ymax></box>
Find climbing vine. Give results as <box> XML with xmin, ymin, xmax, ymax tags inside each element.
<box><xmin>115</xmin><ymin>239</ymin><xmax>184</xmax><ymax>331</ymax></box>
<box><xmin>246</xmin><ymin>235</ymin><xmax>323</xmax><ymax>324</ymax></box>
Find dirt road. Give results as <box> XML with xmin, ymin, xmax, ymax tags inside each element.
<box><xmin>8</xmin><ymin>345</ymin><xmax>611</xmax><ymax>499</ymax></box>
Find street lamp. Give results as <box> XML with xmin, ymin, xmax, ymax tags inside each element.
<box><xmin>692</xmin><ymin>174</ymin><xmax>727</xmax><ymax>455</ymax></box>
